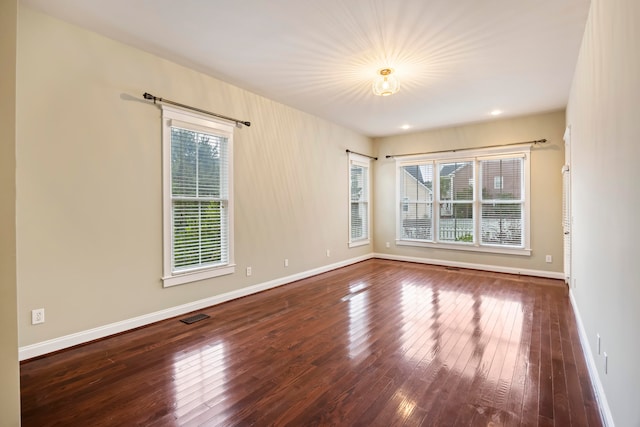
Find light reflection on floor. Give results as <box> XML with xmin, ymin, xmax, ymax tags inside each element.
<box><xmin>348</xmin><ymin>282</ymin><xmax>371</xmax><ymax>360</ymax></box>
<box><xmin>172</xmin><ymin>341</ymin><xmax>227</xmax><ymax>421</ymax></box>
<box><xmin>400</xmin><ymin>281</ymin><xmax>523</xmax><ymax>384</ymax></box>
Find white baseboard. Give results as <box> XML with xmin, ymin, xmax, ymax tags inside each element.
<box><xmin>373</xmin><ymin>253</ymin><xmax>565</xmax><ymax>280</ymax></box>
<box><xmin>18</xmin><ymin>253</ymin><xmax>564</xmax><ymax>361</ymax></box>
<box><xmin>18</xmin><ymin>254</ymin><xmax>373</xmax><ymax>361</ymax></box>
<box><xmin>569</xmin><ymin>290</ymin><xmax>615</xmax><ymax>427</ymax></box>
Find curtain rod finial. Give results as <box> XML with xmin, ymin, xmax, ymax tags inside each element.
<box><xmin>143</xmin><ymin>92</ymin><xmax>159</xmax><ymax>104</ymax></box>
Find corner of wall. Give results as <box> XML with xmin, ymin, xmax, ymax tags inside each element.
<box><xmin>569</xmin><ymin>290</ymin><xmax>615</xmax><ymax>427</ymax></box>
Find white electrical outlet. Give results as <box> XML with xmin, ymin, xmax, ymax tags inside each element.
<box><xmin>385</xmin><ymin>242</ymin><xmax>390</xmax><ymax>248</ymax></box>
<box><xmin>246</xmin><ymin>266</ymin><xmax>252</xmax><ymax>277</ymax></box>
<box><xmin>284</xmin><ymin>259</ymin><xmax>289</xmax><ymax>267</ymax></box>
<box><xmin>31</xmin><ymin>308</ymin><xmax>45</xmax><ymax>325</ymax></box>
<box><xmin>545</xmin><ymin>255</ymin><xmax>552</xmax><ymax>263</ymax></box>
<box><xmin>326</xmin><ymin>249</ymin><xmax>331</xmax><ymax>257</ymax></box>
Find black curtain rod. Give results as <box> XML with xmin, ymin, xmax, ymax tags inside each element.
<box><xmin>346</xmin><ymin>149</ymin><xmax>378</xmax><ymax>161</ymax></box>
<box><xmin>143</xmin><ymin>92</ymin><xmax>251</xmax><ymax>128</ymax></box>
<box><xmin>385</xmin><ymin>138</ymin><xmax>547</xmax><ymax>159</ymax></box>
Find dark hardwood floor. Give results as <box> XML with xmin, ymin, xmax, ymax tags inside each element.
<box><xmin>20</xmin><ymin>259</ymin><xmax>602</xmax><ymax>426</ymax></box>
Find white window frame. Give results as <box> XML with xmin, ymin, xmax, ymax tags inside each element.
<box><xmin>348</xmin><ymin>153</ymin><xmax>371</xmax><ymax>247</ymax></box>
<box><xmin>396</xmin><ymin>145</ymin><xmax>531</xmax><ymax>256</ymax></box>
<box><xmin>162</xmin><ymin>105</ymin><xmax>235</xmax><ymax>287</ymax></box>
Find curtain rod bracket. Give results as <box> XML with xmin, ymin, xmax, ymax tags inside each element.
<box><xmin>142</xmin><ymin>92</ymin><xmax>251</xmax><ymax>128</ymax></box>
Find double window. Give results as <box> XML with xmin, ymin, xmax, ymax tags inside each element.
<box><xmin>349</xmin><ymin>153</ymin><xmax>371</xmax><ymax>247</ymax></box>
<box><xmin>162</xmin><ymin>106</ymin><xmax>234</xmax><ymax>287</ymax></box>
<box><xmin>397</xmin><ymin>146</ymin><xmax>530</xmax><ymax>255</ymax></box>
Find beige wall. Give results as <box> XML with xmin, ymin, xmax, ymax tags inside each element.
<box><xmin>567</xmin><ymin>0</ymin><xmax>640</xmax><ymax>425</ymax></box>
<box><xmin>16</xmin><ymin>6</ymin><xmax>372</xmax><ymax>347</ymax></box>
<box><xmin>0</xmin><ymin>0</ymin><xmax>21</xmax><ymax>424</ymax></box>
<box><xmin>373</xmin><ymin>111</ymin><xmax>565</xmax><ymax>273</ymax></box>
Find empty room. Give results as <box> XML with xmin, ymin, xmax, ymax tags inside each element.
<box><xmin>1</xmin><ymin>0</ymin><xmax>639</xmax><ymax>426</ymax></box>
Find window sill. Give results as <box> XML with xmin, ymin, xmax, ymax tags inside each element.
<box><xmin>163</xmin><ymin>264</ymin><xmax>236</xmax><ymax>288</ymax></box>
<box><xmin>396</xmin><ymin>240</ymin><xmax>531</xmax><ymax>256</ymax></box>
<box><xmin>349</xmin><ymin>239</ymin><xmax>370</xmax><ymax>248</ymax></box>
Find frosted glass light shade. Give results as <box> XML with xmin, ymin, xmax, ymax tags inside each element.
<box><xmin>372</xmin><ymin>68</ymin><xmax>399</xmax><ymax>96</ymax></box>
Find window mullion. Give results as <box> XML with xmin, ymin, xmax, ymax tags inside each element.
<box><xmin>197</xmin><ymin>201</ymin><xmax>202</xmax><ymax>267</ymax></box>
<box><xmin>474</xmin><ymin>158</ymin><xmax>479</xmax><ymax>246</ymax></box>
<box><xmin>434</xmin><ymin>163</ymin><xmax>440</xmax><ymax>242</ymax></box>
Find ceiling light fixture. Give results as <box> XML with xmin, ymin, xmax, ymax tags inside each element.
<box><xmin>490</xmin><ymin>109</ymin><xmax>503</xmax><ymax>116</ymax></box>
<box><xmin>373</xmin><ymin>68</ymin><xmax>400</xmax><ymax>97</ymax></box>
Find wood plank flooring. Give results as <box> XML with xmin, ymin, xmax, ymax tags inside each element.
<box><xmin>20</xmin><ymin>259</ymin><xmax>602</xmax><ymax>426</ymax></box>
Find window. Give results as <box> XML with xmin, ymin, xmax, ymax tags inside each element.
<box><xmin>162</xmin><ymin>105</ymin><xmax>234</xmax><ymax>287</ymax></box>
<box><xmin>397</xmin><ymin>146</ymin><xmax>530</xmax><ymax>255</ymax></box>
<box><xmin>349</xmin><ymin>153</ymin><xmax>370</xmax><ymax>247</ymax></box>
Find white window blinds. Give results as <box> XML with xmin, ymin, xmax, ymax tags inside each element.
<box><xmin>479</xmin><ymin>157</ymin><xmax>524</xmax><ymax>247</ymax></box>
<box><xmin>171</xmin><ymin>127</ymin><xmax>229</xmax><ymax>270</ymax></box>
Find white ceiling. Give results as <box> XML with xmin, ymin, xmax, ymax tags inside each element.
<box><xmin>22</xmin><ymin>0</ymin><xmax>591</xmax><ymax>137</ymax></box>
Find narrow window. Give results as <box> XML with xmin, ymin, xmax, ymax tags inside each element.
<box><xmin>349</xmin><ymin>153</ymin><xmax>370</xmax><ymax>247</ymax></box>
<box><xmin>162</xmin><ymin>106</ymin><xmax>234</xmax><ymax>287</ymax></box>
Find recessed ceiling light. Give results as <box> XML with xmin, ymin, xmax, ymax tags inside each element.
<box><xmin>490</xmin><ymin>110</ymin><xmax>503</xmax><ymax>116</ymax></box>
<box><xmin>400</xmin><ymin>124</ymin><xmax>411</xmax><ymax>130</ymax></box>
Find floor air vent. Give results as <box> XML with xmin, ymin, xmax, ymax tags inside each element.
<box><xmin>180</xmin><ymin>313</ymin><xmax>210</xmax><ymax>324</ymax></box>
<box><xmin>445</xmin><ymin>267</ymin><xmax>460</xmax><ymax>271</ymax></box>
